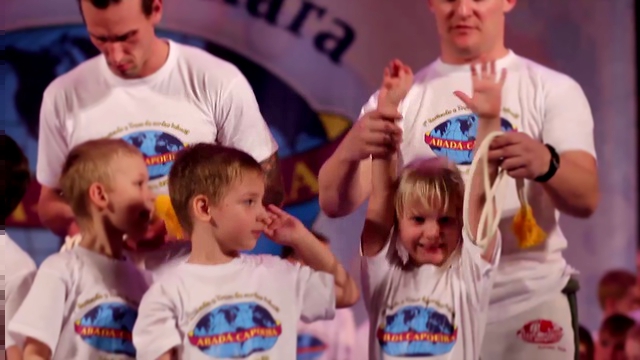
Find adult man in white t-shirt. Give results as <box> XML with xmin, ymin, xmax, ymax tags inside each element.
<box><xmin>36</xmin><ymin>0</ymin><xmax>283</xmax><ymax>245</ymax></box>
<box><xmin>318</xmin><ymin>0</ymin><xmax>599</xmax><ymax>359</ymax></box>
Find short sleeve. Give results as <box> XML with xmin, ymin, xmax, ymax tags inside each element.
<box><xmin>360</xmin><ymin>234</ymin><xmax>394</xmax><ymax>311</ymax></box>
<box><xmin>133</xmin><ymin>282</ymin><xmax>182</xmax><ymax>360</ymax></box>
<box><xmin>460</xmin><ymin>231</ymin><xmax>501</xmax><ymax>309</ymax></box>
<box><xmin>541</xmin><ymin>76</ymin><xmax>596</xmax><ymax>158</ymax></box>
<box><xmin>36</xmin><ymin>85</ymin><xmax>69</xmax><ymax>188</ymax></box>
<box><xmin>293</xmin><ymin>264</ymin><xmax>336</xmax><ymax>323</ymax></box>
<box><xmin>215</xmin><ymin>74</ymin><xmax>278</xmax><ymax>163</ymax></box>
<box><xmin>335</xmin><ymin>309</ymin><xmax>356</xmax><ymax>360</ymax></box>
<box><xmin>8</xmin><ymin>259</ymin><xmax>69</xmax><ymax>354</ymax></box>
<box><xmin>4</xmin><ymin>269</ymin><xmax>37</xmax><ymax>348</ymax></box>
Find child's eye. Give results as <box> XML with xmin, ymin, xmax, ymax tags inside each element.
<box><xmin>438</xmin><ymin>216</ymin><xmax>453</xmax><ymax>225</ymax></box>
<box><xmin>244</xmin><ymin>199</ymin><xmax>255</xmax><ymax>205</ymax></box>
<box><xmin>412</xmin><ymin>216</ymin><xmax>425</xmax><ymax>224</ymax></box>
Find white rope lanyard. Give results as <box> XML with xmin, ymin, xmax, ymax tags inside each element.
<box><xmin>462</xmin><ymin>131</ymin><xmax>508</xmax><ymax>250</ymax></box>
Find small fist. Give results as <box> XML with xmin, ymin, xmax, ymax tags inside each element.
<box><xmin>378</xmin><ymin>59</ymin><xmax>414</xmax><ymax>110</ymax></box>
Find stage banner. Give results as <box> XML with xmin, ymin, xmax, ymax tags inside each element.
<box><xmin>3</xmin><ymin>0</ymin><xmax>636</xmax><ymax>330</ymax></box>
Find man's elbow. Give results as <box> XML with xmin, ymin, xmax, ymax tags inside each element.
<box><xmin>319</xmin><ymin>195</ymin><xmax>350</xmax><ymax>218</ymax></box>
<box><xmin>574</xmin><ymin>190</ymin><xmax>600</xmax><ymax>218</ymax></box>
<box><xmin>335</xmin><ymin>282</ymin><xmax>360</xmax><ymax>308</ymax></box>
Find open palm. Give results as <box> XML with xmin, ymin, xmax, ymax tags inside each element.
<box><xmin>454</xmin><ymin>61</ymin><xmax>507</xmax><ymax>119</ymax></box>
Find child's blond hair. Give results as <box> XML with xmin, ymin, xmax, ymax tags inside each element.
<box><xmin>60</xmin><ymin>139</ymin><xmax>142</xmax><ymax>221</ymax></box>
<box><xmin>395</xmin><ymin>157</ymin><xmax>465</xmax><ymax>221</ymax></box>
<box><xmin>168</xmin><ymin>144</ymin><xmax>264</xmax><ymax>234</ymax></box>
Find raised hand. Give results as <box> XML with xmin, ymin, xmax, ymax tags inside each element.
<box><xmin>454</xmin><ymin>60</ymin><xmax>507</xmax><ymax>119</ymax></box>
<box><xmin>378</xmin><ymin>59</ymin><xmax>414</xmax><ymax>111</ymax></box>
<box><xmin>263</xmin><ymin>205</ymin><xmax>310</xmax><ymax>246</ymax></box>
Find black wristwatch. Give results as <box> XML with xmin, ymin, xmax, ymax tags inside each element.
<box><xmin>534</xmin><ymin>144</ymin><xmax>560</xmax><ymax>183</ymax></box>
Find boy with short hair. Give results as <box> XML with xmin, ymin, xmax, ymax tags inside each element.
<box><xmin>8</xmin><ymin>138</ymin><xmax>155</xmax><ymax>360</ymax></box>
<box><xmin>132</xmin><ymin>144</ymin><xmax>359</xmax><ymax>360</ymax></box>
<box><xmin>2</xmin><ymin>134</ymin><xmax>38</xmax><ymax>360</ymax></box>
<box><xmin>597</xmin><ymin>314</ymin><xmax>635</xmax><ymax>360</ymax></box>
<box><xmin>598</xmin><ymin>269</ymin><xmax>639</xmax><ymax>319</ymax></box>
<box><xmin>281</xmin><ymin>232</ymin><xmax>357</xmax><ymax>360</ymax></box>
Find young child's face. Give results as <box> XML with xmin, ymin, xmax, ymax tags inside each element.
<box><xmin>103</xmin><ymin>154</ymin><xmax>154</xmax><ymax>239</ymax></box>
<box><xmin>210</xmin><ymin>171</ymin><xmax>267</xmax><ymax>252</ymax></box>
<box><xmin>598</xmin><ymin>332</ymin><xmax>627</xmax><ymax>360</ymax></box>
<box><xmin>397</xmin><ymin>201</ymin><xmax>461</xmax><ymax>266</ymax></box>
<box><xmin>626</xmin><ymin>338</ymin><xmax>640</xmax><ymax>360</ymax></box>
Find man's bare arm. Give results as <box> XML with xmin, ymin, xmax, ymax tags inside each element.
<box><xmin>318</xmin><ymin>154</ymin><xmax>372</xmax><ymax>218</ymax></box>
<box><xmin>260</xmin><ymin>152</ymin><xmax>285</xmax><ymax>207</ymax></box>
<box><xmin>542</xmin><ymin>151</ymin><xmax>599</xmax><ymax>218</ymax></box>
<box><xmin>37</xmin><ymin>185</ymin><xmax>75</xmax><ymax>237</ymax></box>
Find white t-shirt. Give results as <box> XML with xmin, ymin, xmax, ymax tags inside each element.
<box><xmin>360</xmin><ymin>51</ymin><xmax>596</xmax><ymax>322</ymax></box>
<box><xmin>36</xmin><ymin>39</ymin><xmax>277</xmax><ymax>194</ymax></box>
<box><xmin>362</xmin><ymin>232</ymin><xmax>500</xmax><ymax>360</ymax></box>
<box><xmin>133</xmin><ymin>254</ymin><xmax>336</xmax><ymax>360</ymax></box>
<box><xmin>354</xmin><ymin>320</ymin><xmax>371</xmax><ymax>360</ymax></box>
<box><xmin>2</xmin><ymin>233</ymin><xmax>37</xmax><ymax>349</ymax></box>
<box><xmin>295</xmin><ymin>308</ymin><xmax>356</xmax><ymax>360</ymax></box>
<box><xmin>8</xmin><ymin>246</ymin><xmax>152</xmax><ymax>359</ymax></box>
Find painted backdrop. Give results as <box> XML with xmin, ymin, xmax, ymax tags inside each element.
<box><xmin>3</xmin><ymin>0</ymin><xmax>636</xmax><ymax>331</ymax></box>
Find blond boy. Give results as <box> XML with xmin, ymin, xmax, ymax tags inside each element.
<box><xmin>9</xmin><ymin>139</ymin><xmax>155</xmax><ymax>359</ymax></box>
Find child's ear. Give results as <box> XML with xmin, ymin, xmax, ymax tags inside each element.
<box><xmin>88</xmin><ymin>182</ymin><xmax>109</xmax><ymax>209</ymax></box>
<box><xmin>192</xmin><ymin>194</ymin><xmax>212</xmax><ymax>223</ymax></box>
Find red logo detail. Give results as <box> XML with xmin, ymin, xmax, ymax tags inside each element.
<box><xmin>516</xmin><ymin>319</ymin><xmax>563</xmax><ymax>344</ymax></box>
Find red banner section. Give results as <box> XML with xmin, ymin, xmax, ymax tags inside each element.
<box><xmin>5</xmin><ymin>136</ymin><xmax>345</xmax><ymax>228</ymax></box>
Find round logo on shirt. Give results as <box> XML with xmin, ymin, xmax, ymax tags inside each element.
<box><xmin>377</xmin><ymin>305</ymin><xmax>457</xmax><ymax>357</ymax></box>
<box><xmin>425</xmin><ymin>115</ymin><xmax>515</xmax><ymax>165</ymax></box>
<box><xmin>121</xmin><ymin>130</ymin><xmax>186</xmax><ymax>180</ymax></box>
<box><xmin>188</xmin><ymin>302</ymin><xmax>282</xmax><ymax>357</ymax></box>
<box><xmin>74</xmin><ymin>302</ymin><xmax>138</xmax><ymax>357</ymax></box>
<box><xmin>297</xmin><ymin>333</ymin><xmax>327</xmax><ymax>360</ymax></box>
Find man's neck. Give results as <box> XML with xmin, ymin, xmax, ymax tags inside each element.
<box><xmin>137</xmin><ymin>37</ymin><xmax>170</xmax><ymax>78</ymax></box>
<box><xmin>188</xmin><ymin>228</ymin><xmax>238</xmax><ymax>265</ymax></box>
<box><xmin>440</xmin><ymin>44</ymin><xmax>510</xmax><ymax>65</ymax></box>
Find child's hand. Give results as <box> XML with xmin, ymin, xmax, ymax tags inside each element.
<box><xmin>378</xmin><ymin>59</ymin><xmax>414</xmax><ymax>111</ymax></box>
<box><xmin>263</xmin><ymin>205</ymin><xmax>310</xmax><ymax>246</ymax></box>
<box><xmin>454</xmin><ymin>60</ymin><xmax>507</xmax><ymax>119</ymax></box>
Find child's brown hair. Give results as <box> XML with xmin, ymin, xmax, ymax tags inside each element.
<box><xmin>168</xmin><ymin>144</ymin><xmax>263</xmax><ymax>234</ymax></box>
<box><xmin>59</xmin><ymin>138</ymin><xmax>142</xmax><ymax>221</ymax></box>
<box><xmin>598</xmin><ymin>269</ymin><xmax>636</xmax><ymax>310</ymax></box>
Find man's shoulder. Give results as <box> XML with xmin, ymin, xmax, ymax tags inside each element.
<box><xmin>173</xmin><ymin>41</ymin><xmax>245</xmax><ymax>84</ymax></box>
<box><xmin>44</xmin><ymin>55</ymin><xmax>104</xmax><ymax>98</ymax></box>
<box><xmin>512</xmin><ymin>54</ymin><xmax>583</xmax><ymax>90</ymax></box>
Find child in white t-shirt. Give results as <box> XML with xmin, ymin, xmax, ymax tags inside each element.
<box><xmin>281</xmin><ymin>232</ymin><xmax>357</xmax><ymax>360</ymax></box>
<box><xmin>361</xmin><ymin>60</ymin><xmax>505</xmax><ymax>360</ymax></box>
<box><xmin>1</xmin><ymin>134</ymin><xmax>38</xmax><ymax>360</ymax></box>
<box><xmin>132</xmin><ymin>144</ymin><xmax>360</xmax><ymax>360</ymax></box>
<box><xmin>8</xmin><ymin>139</ymin><xmax>155</xmax><ymax>360</ymax></box>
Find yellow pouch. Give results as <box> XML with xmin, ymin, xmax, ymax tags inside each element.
<box><xmin>154</xmin><ymin>194</ymin><xmax>184</xmax><ymax>240</ymax></box>
<box><xmin>512</xmin><ymin>179</ymin><xmax>546</xmax><ymax>249</ymax></box>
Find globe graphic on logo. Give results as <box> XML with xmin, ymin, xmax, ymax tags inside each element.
<box><xmin>122</xmin><ymin>130</ymin><xmax>185</xmax><ymax>180</ymax></box>
<box><xmin>189</xmin><ymin>302</ymin><xmax>281</xmax><ymax>357</ymax></box>
<box><xmin>380</xmin><ymin>305</ymin><xmax>456</xmax><ymax>357</ymax></box>
<box><xmin>427</xmin><ymin>115</ymin><xmax>514</xmax><ymax>165</ymax></box>
<box><xmin>4</xmin><ymin>25</ymin><xmax>346</xmax><ymax>255</ymax></box>
<box><xmin>75</xmin><ymin>302</ymin><xmax>138</xmax><ymax>357</ymax></box>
